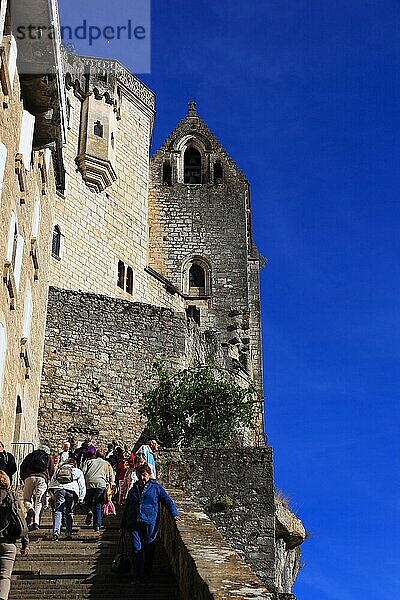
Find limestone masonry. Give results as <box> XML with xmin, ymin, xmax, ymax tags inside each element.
<box><xmin>0</xmin><ymin>1</ymin><xmax>305</xmax><ymax>596</ymax></box>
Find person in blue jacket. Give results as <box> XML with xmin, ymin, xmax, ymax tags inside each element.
<box><xmin>120</xmin><ymin>463</ymin><xmax>180</xmax><ymax>581</ymax></box>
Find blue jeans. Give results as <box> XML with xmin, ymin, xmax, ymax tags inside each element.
<box><xmin>130</xmin><ymin>524</ymin><xmax>156</xmax><ymax>580</ymax></box>
<box><xmin>53</xmin><ymin>489</ymin><xmax>77</xmax><ymax>536</ymax></box>
<box><xmin>85</xmin><ymin>488</ymin><xmax>105</xmax><ymax>528</ymax></box>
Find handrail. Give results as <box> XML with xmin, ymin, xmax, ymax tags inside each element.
<box><xmin>11</xmin><ymin>442</ymin><xmax>35</xmax><ymax>488</ymax></box>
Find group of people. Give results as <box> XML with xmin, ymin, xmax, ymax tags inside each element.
<box><xmin>0</xmin><ymin>435</ymin><xmax>180</xmax><ymax>599</ymax></box>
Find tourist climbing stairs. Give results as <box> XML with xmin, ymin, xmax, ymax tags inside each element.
<box><xmin>10</xmin><ymin>508</ymin><xmax>180</xmax><ymax>600</ymax></box>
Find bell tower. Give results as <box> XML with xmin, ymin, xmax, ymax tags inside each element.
<box><xmin>148</xmin><ymin>102</ymin><xmax>264</xmax><ymax>411</ymax></box>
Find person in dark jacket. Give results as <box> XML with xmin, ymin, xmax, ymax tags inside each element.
<box><xmin>0</xmin><ymin>444</ymin><xmax>17</xmax><ymax>486</ymax></box>
<box><xmin>20</xmin><ymin>446</ymin><xmax>55</xmax><ymax>530</ymax></box>
<box><xmin>0</xmin><ymin>471</ymin><xmax>29</xmax><ymax>600</ymax></box>
<box><xmin>120</xmin><ymin>464</ymin><xmax>180</xmax><ymax>581</ymax></box>
<box><xmin>73</xmin><ymin>439</ymin><xmax>96</xmax><ymax>468</ymax></box>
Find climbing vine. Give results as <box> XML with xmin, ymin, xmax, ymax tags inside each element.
<box><xmin>141</xmin><ymin>361</ymin><xmax>256</xmax><ymax>447</ymax></box>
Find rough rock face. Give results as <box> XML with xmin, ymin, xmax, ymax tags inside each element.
<box><xmin>275</xmin><ymin>499</ymin><xmax>306</xmax><ymax>593</ymax></box>
<box><xmin>275</xmin><ymin>540</ymin><xmax>302</xmax><ymax>594</ymax></box>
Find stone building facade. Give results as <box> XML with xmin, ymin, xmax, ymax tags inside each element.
<box><xmin>0</xmin><ymin>0</ymin><xmax>263</xmax><ymax>444</ymax></box>
<box><xmin>0</xmin><ymin>0</ymin><xmax>65</xmax><ymax>448</ymax></box>
<box><xmin>0</xmin><ymin>1</ymin><xmax>306</xmax><ymax>595</ymax></box>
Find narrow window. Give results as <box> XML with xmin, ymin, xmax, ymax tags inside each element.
<box><xmin>126</xmin><ymin>267</ymin><xmax>134</xmax><ymax>295</ymax></box>
<box><xmin>8</xmin><ymin>35</ymin><xmax>17</xmax><ymax>87</ymax></box>
<box><xmin>52</xmin><ymin>225</ymin><xmax>61</xmax><ymax>259</ymax></box>
<box><xmin>162</xmin><ymin>161</ymin><xmax>172</xmax><ymax>186</ymax></box>
<box><xmin>111</xmin><ymin>132</ymin><xmax>115</xmax><ymax>149</ymax></box>
<box><xmin>184</xmin><ymin>147</ymin><xmax>202</xmax><ymax>184</ymax></box>
<box><xmin>0</xmin><ymin>143</ymin><xmax>7</xmax><ymax>203</ymax></box>
<box><xmin>18</xmin><ymin>110</ymin><xmax>35</xmax><ymax>170</ymax></box>
<box><xmin>7</xmin><ymin>215</ymin><xmax>24</xmax><ymax>291</ymax></box>
<box><xmin>214</xmin><ymin>160</ymin><xmax>223</xmax><ymax>184</ymax></box>
<box><xmin>11</xmin><ymin>222</ymin><xmax>18</xmax><ymax>268</ymax></box>
<box><xmin>32</xmin><ymin>199</ymin><xmax>41</xmax><ymax>239</ymax></box>
<box><xmin>13</xmin><ymin>395</ymin><xmax>23</xmax><ymax>443</ymax></box>
<box><xmin>94</xmin><ymin>121</ymin><xmax>104</xmax><ymax>137</ymax></box>
<box><xmin>13</xmin><ymin>233</ymin><xmax>24</xmax><ymax>290</ymax></box>
<box><xmin>0</xmin><ymin>323</ymin><xmax>6</xmax><ymax>402</ymax></box>
<box><xmin>22</xmin><ymin>288</ymin><xmax>32</xmax><ymax>340</ymax></box>
<box><xmin>186</xmin><ymin>305</ymin><xmax>201</xmax><ymax>326</ymax></box>
<box><xmin>66</xmin><ymin>99</ymin><xmax>71</xmax><ymax>127</ymax></box>
<box><xmin>117</xmin><ymin>260</ymin><xmax>125</xmax><ymax>289</ymax></box>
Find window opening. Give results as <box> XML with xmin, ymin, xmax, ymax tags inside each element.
<box><xmin>186</xmin><ymin>305</ymin><xmax>201</xmax><ymax>326</ymax></box>
<box><xmin>94</xmin><ymin>121</ymin><xmax>104</xmax><ymax>137</ymax></box>
<box><xmin>184</xmin><ymin>147</ymin><xmax>202</xmax><ymax>184</ymax></box>
<box><xmin>117</xmin><ymin>260</ymin><xmax>125</xmax><ymax>289</ymax></box>
<box><xmin>126</xmin><ymin>267</ymin><xmax>134</xmax><ymax>295</ymax></box>
<box><xmin>214</xmin><ymin>160</ymin><xmax>223</xmax><ymax>183</ymax></box>
<box><xmin>52</xmin><ymin>225</ymin><xmax>61</xmax><ymax>258</ymax></box>
<box><xmin>162</xmin><ymin>161</ymin><xmax>172</xmax><ymax>186</ymax></box>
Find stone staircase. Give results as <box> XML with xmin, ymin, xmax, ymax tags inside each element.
<box><xmin>10</xmin><ymin>507</ymin><xmax>180</xmax><ymax>600</ymax></box>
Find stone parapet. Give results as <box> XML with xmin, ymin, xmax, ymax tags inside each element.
<box><xmin>161</xmin><ymin>487</ymin><xmax>281</xmax><ymax>600</ymax></box>
<box><xmin>158</xmin><ymin>447</ymin><xmax>276</xmax><ymax>590</ymax></box>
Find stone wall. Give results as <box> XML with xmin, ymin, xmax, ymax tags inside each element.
<box><xmin>158</xmin><ymin>447</ymin><xmax>277</xmax><ymax>590</ymax></box>
<box><xmin>39</xmin><ymin>287</ymin><xmax>231</xmax><ymax>450</ymax></box>
<box><xmin>158</xmin><ymin>448</ymin><xmax>305</xmax><ymax>595</ymax></box>
<box><xmin>161</xmin><ymin>487</ymin><xmax>282</xmax><ymax>600</ymax></box>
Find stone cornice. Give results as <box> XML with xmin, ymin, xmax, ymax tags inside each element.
<box><xmin>63</xmin><ymin>51</ymin><xmax>155</xmax><ymax>117</ymax></box>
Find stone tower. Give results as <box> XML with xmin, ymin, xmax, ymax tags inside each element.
<box><xmin>149</xmin><ymin>102</ymin><xmax>263</xmax><ymax>407</ymax></box>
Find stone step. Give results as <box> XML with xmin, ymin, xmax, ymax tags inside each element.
<box><xmin>10</xmin><ymin>505</ymin><xmax>180</xmax><ymax>600</ymax></box>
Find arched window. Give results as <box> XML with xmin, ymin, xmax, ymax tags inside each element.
<box><xmin>214</xmin><ymin>160</ymin><xmax>223</xmax><ymax>184</ymax></box>
<box><xmin>0</xmin><ymin>323</ymin><xmax>6</xmax><ymax>403</ymax></box>
<box><xmin>184</xmin><ymin>147</ymin><xmax>202</xmax><ymax>184</ymax></box>
<box><xmin>94</xmin><ymin>121</ymin><xmax>103</xmax><ymax>137</ymax></box>
<box><xmin>126</xmin><ymin>267</ymin><xmax>134</xmax><ymax>295</ymax></box>
<box><xmin>183</xmin><ymin>258</ymin><xmax>211</xmax><ymax>297</ymax></box>
<box><xmin>162</xmin><ymin>160</ymin><xmax>172</xmax><ymax>186</ymax></box>
<box><xmin>52</xmin><ymin>225</ymin><xmax>61</xmax><ymax>259</ymax></box>
<box><xmin>117</xmin><ymin>260</ymin><xmax>125</xmax><ymax>289</ymax></box>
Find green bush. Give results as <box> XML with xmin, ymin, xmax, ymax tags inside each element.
<box><xmin>141</xmin><ymin>361</ymin><xmax>256</xmax><ymax>447</ymax></box>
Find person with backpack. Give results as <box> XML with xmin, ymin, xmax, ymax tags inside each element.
<box><xmin>82</xmin><ymin>449</ymin><xmax>114</xmax><ymax>533</ymax></box>
<box><xmin>20</xmin><ymin>446</ymin><xmax>55</xmax><ymax>530</ymax></box>
<box><xmin>0</xmin><ymin>444</ymin><xmax>17</xmax><ymax>486</ymax></box>
<box><xmin>0</xmin><ymin>470</ymin><xmax>29</xmax><ymax>600</ymax></box>
<box><xmin>48</xmin><ymin>458</ymin><xmax>86</xmax><ymax>541</ymax></box>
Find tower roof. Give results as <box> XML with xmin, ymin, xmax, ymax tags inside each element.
<box><xmin>151</xmin><ymin>101</ymin><xmax>247</xmax><ymax>180</ymax></box>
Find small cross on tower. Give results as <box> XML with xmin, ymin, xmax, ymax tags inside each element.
<box><xmin>187</xmin><ymin>100</ymin><xmax>198</xmax><ymax>117</ymax></box>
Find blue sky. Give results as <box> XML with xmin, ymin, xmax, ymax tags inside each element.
<box><xmin>59</xmin><ymin>1</ymin><xmax>400</xmax><ymax>598</ymax></box>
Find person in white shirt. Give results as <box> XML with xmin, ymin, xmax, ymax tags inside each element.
<box><xmin>59</xmin><ymin>442</ymin><xmax>71</xmax><ymax>464</ymax></box>
<box><xmin>136</xmin><ymin>436</ymin><xmax>161</xmax><ymax>479</ymax></box>
<box><xmin>48</xmin><ymin>458</ymin><xmax>86</xmax><ymax>541</ymax></box>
